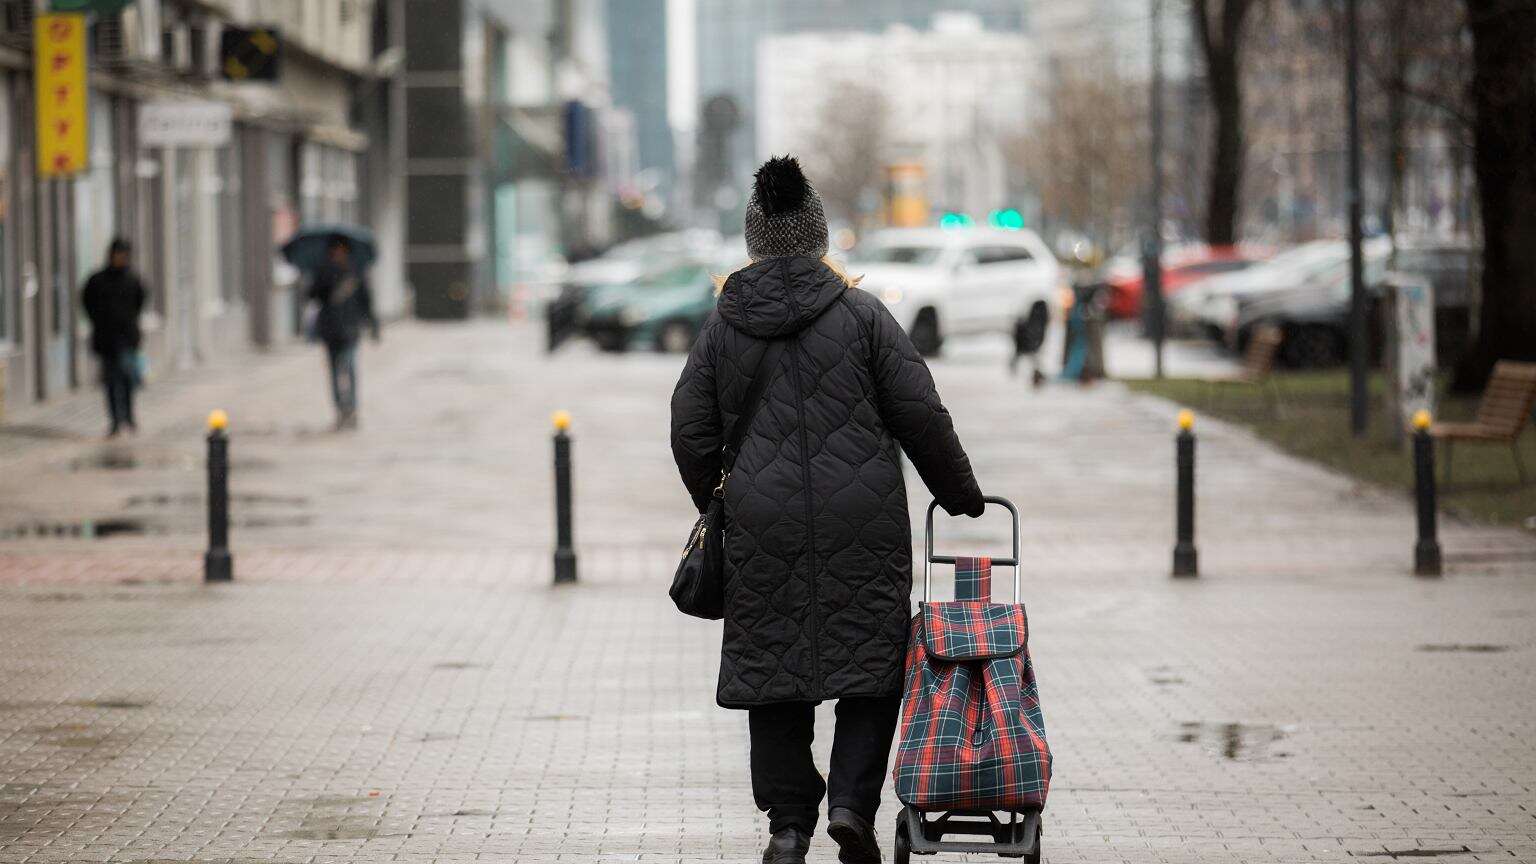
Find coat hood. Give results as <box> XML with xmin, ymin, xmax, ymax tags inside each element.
<box><xmin>716</xmin><ymin>255</ymin><xmax>846</xmax><ymax>339</ymax></box>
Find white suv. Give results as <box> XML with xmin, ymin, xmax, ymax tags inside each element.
<box><xmin>851</xmin><ymin>227</ymin><xmax>1062</xmax><ymax>356</ymax></box>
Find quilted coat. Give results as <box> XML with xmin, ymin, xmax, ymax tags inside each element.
<box><xmin>670</xmin><ymin>255</ymin><xmax>984</xmax><ymax>708</ymax></box>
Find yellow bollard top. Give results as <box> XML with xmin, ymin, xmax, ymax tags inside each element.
<box><xmin>1177</xmin><ymin>409</ymin><xmax>1195</xmax><ymax>432</ymax></box>
<box><xmin>1412</xmin><ymin>409</ymin><xmax>1432</xmax><ymax>431</ymax></box>
<box><xmin>552</xmin><ymin>410</ymin><xmax>572</xmax><ymax>432</ymax></box>
<box><xmin>207</xmin><ymin>409</ymin><xmax>229</xmax><ymax>432</ymax></box>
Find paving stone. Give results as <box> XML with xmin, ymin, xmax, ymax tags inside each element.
<box><xmin>0</xmin><ymin>320</ymin><xmax>1533</xmax><ymax>863</ymax></box>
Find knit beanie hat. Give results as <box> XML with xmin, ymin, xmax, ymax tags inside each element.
<box><xmin>744</xmin><ymin>155</ymin><xmax>829</xmax><ymax>260</ymax></box>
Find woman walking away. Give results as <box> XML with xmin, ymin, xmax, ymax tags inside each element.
<box><xmin>670</xmin><ymin>156</ymin><xmax>985</xmax><ymax>864</ymax></box>
<box><xmin>81</xmin><ymin>238</ymin><xmax>148</xmax><ymax>438</ymax></box>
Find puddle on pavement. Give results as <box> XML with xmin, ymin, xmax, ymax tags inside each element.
<box><xmin>27</xmin><ymin>591</ymin><xmax>87</xmax><ymax>602</ymax></box>
<box><xmin>280</xmin><ymin>820</ymin><xmax>391</xmax><ymax>840</ymax></box>
<box><xmin>237</xmin><ymin>515</ymin><xmax>313</xmax><ymax>530</ymax></box>
<box><xmin>1416</xmin><ymin>643</ymin><xmax>1509</xmax><ymax>653</ymax></box>
<box><xmin>288</xmin><ymin>794</ymin><xmax>381</xmax><ymax>808</ymax></box>
<box><xmin>0</xmin><ymin>518</ymin><xmax>163</xmax><ymax>540</ymax></box>
<box><xmin>1175</xmin><ymin>721</ymin><xmax>1288</xmax><ymax>761</ymax></box>
<box><xmin>1353</xmin><ymin>847</ymin><xmax>1475</xmax><ymax>859</ymax></box>
<box><xmin>126</xmin><ymin>492</ymin><xmax>311</xmax><ymax>509</ymax></box>
<box><xmin>0</xmin><ymin>424</ymin><xmax>84</xmax><ymax>441</ymax></box>
<box><xmin>68</xmin><ymin>451</ymin><xmax>274</xmax><ymax>472</ymax></box>
<box><xmin>70</xmin><ymin>697</ymin><xmax>150</xmax><ymax>709</ymax></box>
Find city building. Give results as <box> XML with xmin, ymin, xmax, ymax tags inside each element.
<box><xmin>692</xmin><ymin>0</ymin><xmax>1027</xmax><ymax>223</ymax></box>
<box><xmin>0</xmin><ymin>0</ymin><xmax>404</xmax><ymax>413</ymax></box>
<box><xmin>756</xmin><ymin>13</ymin><xmax>1035</xmax><ymax>223</ymax></box>
<box><xmin>404</xmin><ymin>0</ymin><xmax>634</xmax><ymax>319</ymax></box>
<box><xmin>606</xmin><ymin>0</ymin><xmax>673</xmax><ymax>214</ymax></box>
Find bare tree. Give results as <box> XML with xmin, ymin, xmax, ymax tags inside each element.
<box><xmin>1191</xmin><ymin>0</ymin><xmax>1263</xmax><ymax>244</ymax></box>
<box><xmin>1457</xmin><ymin>0</ymin><xmax>1536</xmax><ymax>387</ymax></box>
<box><xmin>802</xmin><ymin>81</ymin><xmax>890</xmax><ymax>227</ymax></box>
<box><xmin>1013</xmin><ymin>63</ymin><xmax>1148</xmax><ymax>252</ymax></box>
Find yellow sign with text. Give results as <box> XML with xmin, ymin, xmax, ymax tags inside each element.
<box><xmin>35</xmin><ymin>13</ymin><xmax>88</xmax><ymax>178</ymax></box>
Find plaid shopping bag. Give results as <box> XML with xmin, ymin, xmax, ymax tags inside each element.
<box><xmin>893</xmin><ymin>557</ymin><xmax>1051</xmax><ymax>812</ymax></box>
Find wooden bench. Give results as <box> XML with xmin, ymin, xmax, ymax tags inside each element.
<box><xmin>1430</xmin><ymin>360</ymin><xmax>1536</xmax><ymax>485</ymax></box>
<box><xmin>1206</xmin><ymin>324</ymin><xmax>1286</xmax><ymax>416</ymax></box>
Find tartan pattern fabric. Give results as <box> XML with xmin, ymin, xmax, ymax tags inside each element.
<box><xmin>922</xmin><ymin>602</ymin><xmax>1025</xmax><ymax>661</ymax></box>
<box><xmin>894</xmin><ymin>561</ymin><xmax>1051</xmax><ymax>812</ymax></box>
<box><xmin>955</xmin><ymin>555</ymin><xmax>991</xmax><ymax>601</ymax></box>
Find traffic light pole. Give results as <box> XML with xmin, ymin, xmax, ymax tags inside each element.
<box><xmin>1345</xmin><ymin>0</ymin><xmax>1368</xmax><ymax>436</ymax></box>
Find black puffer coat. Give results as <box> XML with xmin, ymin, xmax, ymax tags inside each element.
<box><xmin>670</xmin><ymin>256</ymin><xmax>983</xmax><ymax>708</ymax></box>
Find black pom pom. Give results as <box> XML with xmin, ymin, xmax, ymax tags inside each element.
<box><xmin>753</xmin><ymin>155</ymin><xmax>809</xmax><ymax>216</ymax></box>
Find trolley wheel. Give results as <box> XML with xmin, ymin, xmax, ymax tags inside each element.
<box><xmin>893</xmin><ymin>818</ymin><xmax>911</xmax><ymax>864</ymax></box>
<box><xmin>1024</xmin><ymin>818</ymin><xmax>1042</xmax><ymax>864</ymax></box>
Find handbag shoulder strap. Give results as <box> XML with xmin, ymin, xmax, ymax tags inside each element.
<box><xmin>720</xmin><ymin>339</ymin><xmax>786</xmax><ymax>474</ymax></box>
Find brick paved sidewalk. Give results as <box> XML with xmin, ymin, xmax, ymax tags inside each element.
<box><xmin>1</xmin><ymin>320</ymin><xmax>1533</xmax><ymax>863</ymax></box>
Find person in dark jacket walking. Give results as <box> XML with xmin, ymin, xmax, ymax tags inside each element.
<box><xmin>670</xmin><ymin>157</ymin><xmax>985</xmax><ymax>864</ymax></box>
<box><xmin>308</xmin><ymin>236</ymin><xmax>379</xmax><ymax>430</ymax></box>
<box><xmin>81</xmin><ymin>238</ymin><xmax>148</xmax><ymax>437</ymax></box>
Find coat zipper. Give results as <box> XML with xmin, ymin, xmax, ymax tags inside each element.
<box><xmin>788</xmin><ymin>336</ymin><xmax>821</xmax><ymax>693</ymax></box>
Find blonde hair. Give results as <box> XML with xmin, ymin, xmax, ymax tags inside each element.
<box><xmin>713</xmin><ymin>255</ymin><xmax>863</xmax><ymax>294</ymax></box>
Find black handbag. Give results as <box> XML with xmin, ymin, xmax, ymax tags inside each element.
<box><xmin>670</xmin><ymin>339</ymin><xmax>785</xmax><ymax>619</ymax></box>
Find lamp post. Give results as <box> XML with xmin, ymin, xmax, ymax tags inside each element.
<box><xmin>1144</xmin><ymin>0</ymin><xmax>1167</xmax><ymax>380</ymax></box>
<box><xmin>1345</xmin><ymin>0</ymin><xmax>1368</xmax><ymax>436</ymax></box>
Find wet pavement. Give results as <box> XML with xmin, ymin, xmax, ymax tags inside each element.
<box><xmin>0</xmin><ymin>319</ymin><xmax>1534</xmax><ymax>863</ymax></box>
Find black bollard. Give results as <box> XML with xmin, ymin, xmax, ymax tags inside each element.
<box><xmin>204</xmin><ymin>410</ymin><xmax>233</xmax><ymax>582</ymax></box>
<box><xmin>1412</xmin><ymin>411</ymin><xmax>1442</xmax><ymax>577</ymax></box>
<box><xmin>1173</xmin><ymin>410</ymin><xmax>1199</xmax><ymax>578</ymax></box>
<box><xmin>552</xmin><ymin>411</ymin><xmax>577</xmax><ymax>584</ymax></box>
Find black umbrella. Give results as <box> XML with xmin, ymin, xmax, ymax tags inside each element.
<box><xmin>280</xmin><ymin>223</ymin><xmax>377</xmax><ymax>273</ymax></box>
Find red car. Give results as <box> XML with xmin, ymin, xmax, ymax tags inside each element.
<box><xmin>1105</xmin><ymin>246</ymin><xmax>1264</xmax><ymax>320</ymax></box>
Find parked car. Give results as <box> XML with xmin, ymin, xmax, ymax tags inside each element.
<box><xmin>579</xmin><ymin>261</ymin><xmax>717</xmax><ymax>353</ymax></box>
<box><xmin>851</xmin><ymin>227</ymin><xmax>1063</xmax><ymax>356</ymax></box>
<box><xmin>1232</xmin><ymin>238</ymin><xmax>1476</xmax><ymax>368</ymax></box>
<box><xmin>1169</xmin><ymin>241</ymin><xmax>1366</xmax><ymax>344</ymax></box>
<box><xmin>545</xmin><ymin>231</ymin><xmax>724</xmax><ymax>351</ymax></box>
<box><xmin>1103</xmin><ymin>245</ymin><xmax>1264</xmax><ymax>320</ymax></box>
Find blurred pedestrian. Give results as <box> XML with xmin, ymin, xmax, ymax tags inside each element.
<box><xmin>308</xmin><ymin>235</ymin><xmax>379</xmax><ymax>430</ymax></box>
<box><xmin>1010</xmin><ymin>302</ymin><xmax>1049</xmax><ymax>387</ymax></box>
<box><xmin>81</xmin><ymin>237</ymin><xmax>148</xmax><ymax>438</ymax></box>
<box><xmin>670</xmin><ymin>156</ymin><xmax>985</xmax><ymax>864</ymax></box>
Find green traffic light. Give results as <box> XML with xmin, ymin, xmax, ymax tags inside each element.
<box><xmin>991</xmin><ymin>208</ymin><xmax>1024</xmax><ymax>230</ymax></box>
<box><xmin>939</xmin><ymin>212</ymin><xmax>973</xmax><ymax>229</ymax></box>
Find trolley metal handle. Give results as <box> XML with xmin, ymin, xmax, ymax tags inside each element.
<box><xmin>923</xmin><ymin>496</ymin><xmax>1022</xmax><ymax>603</ymax></box>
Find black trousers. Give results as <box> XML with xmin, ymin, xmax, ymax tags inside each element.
<box><xmin>324</xmin><ymin>340</ymin><xmax>358</xmax><ymax>415</ymax></box>
<box><xmin>101</xmin><ymin>351</ymin><xmax>135</xmax><ymax>431</ymax></box>
<box><xmin>748</xmin><ymin>696</ymin><xmax>901</xmax><ymax>835</ymax></box>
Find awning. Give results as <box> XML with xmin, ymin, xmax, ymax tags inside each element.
<box><xmin>49</xmin><ymin>0</ymin><xmax>135</xmax><ymax>13</ymax></box>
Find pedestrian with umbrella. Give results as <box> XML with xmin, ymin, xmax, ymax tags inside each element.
<box><xmin>283</xmin><ymin>226</ymin><xmax>380</xmax><ymax>430</ymax></box>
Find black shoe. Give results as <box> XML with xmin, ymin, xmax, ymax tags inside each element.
<box><xmin>762</xmin><ymin>826</ymin><xmax>810</xmax><ymax>864</ymax></box>
<box><xmin>827</xmin><ymin>807</ymin><xmax>882</xmax><ymax>863</ymax></box>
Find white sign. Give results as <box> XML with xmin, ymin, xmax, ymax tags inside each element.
<box><xmin>138</xmin><ymin>100</ymin><xmax>233</xmax><ymax>148</ymax></box>
<box><xmin>1393</xmin><ymin>276</ymin><xmax>1437</xmax><ymax>431</ymax></box>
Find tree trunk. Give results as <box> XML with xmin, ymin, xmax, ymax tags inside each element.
<box><xmin>1206</xmin><ymin>54</ymin><xmax>1244</xmax><ymax>245</ymax></box>
<box><xmin>1455</xmin><ymin>0</ymin><xmax>1536</xmax><ymax>391</ymax></box>
<box><xmin>1193</xmin><ymin>0</ymin><xmax>1256</xmax><ymax>246</ymax></box>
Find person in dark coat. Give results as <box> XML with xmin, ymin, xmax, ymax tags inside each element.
<box><xmin>81</xmin><ymin>238</ymin><xmax>148</xmax><ymax>437</ymax></box>
<box><xmin>670</xmin><ymin>157</ymin><xmax>984</xmax><ymax>864</ymax></box>
<box><xmin>308</xmin><ymin>236</ymin><xmax>379</xmax><ymax>430</ymax></box>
